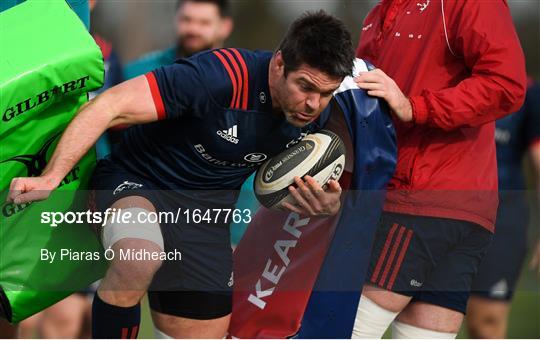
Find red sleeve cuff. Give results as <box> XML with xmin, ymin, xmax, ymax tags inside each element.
<box><xmin>144</xmin><ymin>72</ymin><xmax>166</xmax><ymax>120</ymax></box>
<box><xmin>409</xmin><ymin>95</ymin><xmax>429</xmax><ymax>125</ymax></box>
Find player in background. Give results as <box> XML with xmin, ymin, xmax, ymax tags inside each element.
<box><xmin>123</xmin><ymin>0</ymin><xmax>233</xmax><ymax>79</ymax></box>
<box><xmin>7</xmin><ymin>11</ymin><xmax>354</xmax><ymax>338</ymax></box>
<box><xmin>90</xmin><ymin>0</ymin><xmax>124</xmax><ymax>155</ymax></box>
<box><xmin>352</xmin><ymin>0</ymin><xmax>526</xmax><ymax>338</ymax></box>
<box><xmin>466</xmin><ymin>78</ymin><xmax>540</xmax><ymax>338</ymax></box>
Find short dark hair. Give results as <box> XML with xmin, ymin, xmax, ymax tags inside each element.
<box><xmin>278</xmin><ymin>10</ymin><xmax>354</xmax><ymax>79</ymax></box>
<box><xmin>176</xmin><ymin>0</ymin><xmax>229</xmax><ymax>16</ymax></box>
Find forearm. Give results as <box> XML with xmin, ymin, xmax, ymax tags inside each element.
<box><xmin>7</xmin><ymin>76</ymin><xmax>157</xmax><ymax>204</ymax></box>
<box><xmin>40</xmin><ymin>75</ymin><xmax>158</xmax><ymax>185</ymax></box>
<box><xmin>41</xmin><ymin>96</ymin><xmax>116</xmax><ymax>185</ymax></box>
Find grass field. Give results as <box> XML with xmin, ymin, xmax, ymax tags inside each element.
<box><xmin>458</xmin><ymin>267</ymin><xmax>540</xmax><ymax>338</ymax></box>
<box><xmin>494</xmin><ymin>291</ymin><xmax>540</xmax><ymax>338</ymax></box>
<box><xmin>460</xmin><ymin>247</ymin><xmax>540</xmax><ymax>338</ymax></box>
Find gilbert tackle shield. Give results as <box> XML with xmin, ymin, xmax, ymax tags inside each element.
<box><xmin>0</xmin><ymin>0</ymin><xmax>105</xmax><ymax>322</ymax></box>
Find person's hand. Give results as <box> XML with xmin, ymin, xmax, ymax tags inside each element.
<box><xmin>354</xmin><ymin>69</ymin><xmax>413</xmax><ymax>122</ymax></box>
<box><xmin>529</xmin><ymin>239</ymin><xmax>540</xmax><ymax>279</ymax></box>
<box><xmin>6</xmin><ymin>176</ymin><xmax>58</xmax><ymax>205</ymax></box>
<box><xmin>282</xmin><ymin>176</ymin><xmax>342</xmax><ymax>216</ymax></box>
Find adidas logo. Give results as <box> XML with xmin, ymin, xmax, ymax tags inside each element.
<box><xmin>217</xmin><ymin>125</ymin><xmax>239</xmax><ymax>144</ymax></box>
<box><xmin>490</xmin><ymin>279</ymin><xmax>508</xmax><ymax>298</ymax></box>
<box><xmin>410</xmin><ymin>279</ymin><xmax>423</xmax><ymax>287</ymax></box>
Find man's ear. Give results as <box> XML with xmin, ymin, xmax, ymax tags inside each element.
<box><xmin>274</xmin><ymin>50</ymin><xmax>285</xmax><ymax>75</ymax></box>
<box><xmin>219</xmin><ymin>17</ymin><xmax>234</xmax><ymax>41</ymax></box>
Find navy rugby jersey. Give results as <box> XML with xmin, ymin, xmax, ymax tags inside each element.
<box><xmin>496</xmin><ymin>79</ymin><xmax>540</xmax><ymax>191</ymax></box>
<box><xmin>111</xmin><ymin>48</ymin><xmax>326</xmax><ymax>197</ymax></box>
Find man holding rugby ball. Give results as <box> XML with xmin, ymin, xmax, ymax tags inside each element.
<box><xmin>7</xmin><ymin>11</ymin><xmax>354</xmax><ymax>338</ymax></box>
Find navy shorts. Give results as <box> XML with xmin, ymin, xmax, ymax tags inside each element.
<box><xmin>471</xmin><ymin>193</ymin><xmax>529</xmax><ymax>301</ymax></box>
<box><xmin>89</xmin><ymin>158</ymin><xmax>233</xmax><ymax>319</ymax></box>
<box><xmin>366</xmin><ymin>212</ymin><xmax>493</xmax><ymax>314</ymax></box>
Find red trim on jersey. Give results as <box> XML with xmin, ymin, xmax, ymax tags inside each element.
<box><xmin>121</xmin><ymin>327</ymin><xmax>129</xmax><ymax>339</ymax></box>
<box><xmin>130</xmin><ymin>326</ymin><xmax>139</xmax><ymax>339</ymax></box>
<box><xmin>110</xmin><ymin>124</ymin><xmax>130</xmax><ymax>130</ymax></box>
<box><xmin>387</xmin><ymin>229</ymin><xmax>413</xmax><ymax>290</ymax></box>
<box><xmin>92</xmin><ymin>34</ymin><xmax>112</xmax><ymax>60</ymax></box>
<box><xmin>221</xmin><ymin>49</ymin><xmax>244</xmax><ymax>110</ymax></box>
<box><xmin>370</xmin><ymin>223</ymin><xmax>398</xmax><ymax>283</ymax></box>
<box><xmin>229</xmin><ymin>48</ymin><xmax>249</xmax><ymax>110</ymax></box>
<box><xmin>144</xmin><ymin>72</ymin><xmax>166</xmax><ymax>120</ymax></box>
<box><xmin>379</xmin><ymin>225</ymin><xmax>405</xmax><ymax>287</ymax></box>
<box><xmin>213</xmin><ymin>50</ymin><xmax>238</xmax><ymax>109</ymax></box>
<box><xmin>527</xmin><ymin>76</ymin><xmax>534</xmax><ymax>88</ymax></box>
<box><xmin>530</xmin><ymin>137</ymin><xmax>540</xmax><ymax>149</ymax></box>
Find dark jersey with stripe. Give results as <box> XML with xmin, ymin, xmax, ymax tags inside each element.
<box><xmin>495</xmin><ymin>79</ymin><xmax>540</xmax><ymax>225</ymax></box>
<box><xmin>110</xmin><ymin>49</ymin><xmax>326</xmax><ymax>206</ymax></box>
<box><xmin>496</xmin><ymin>79</ymin><xmax>540</xmax><ymax>191</ymax></box>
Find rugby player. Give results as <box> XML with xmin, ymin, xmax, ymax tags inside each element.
<box><xmin>467</xmin><ymin>78</ymin><xmax>540</xmax><ymax>338</ymax></box>
<box><xmin>7</xmin><ymin>11</ymin><xmax>355</xmax><ymax>338</ymax></box>
<box><xmin>124</xmin><ymin>0</ymin><xmax>233</xmax><ymax>79</ymax></box>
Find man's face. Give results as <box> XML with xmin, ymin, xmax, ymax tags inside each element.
<box><xmin>273</xmin><ymin>55</ymin><xmax>343</xmax><ymax>128</ymax></box>
<box><xmin>175</xmin><ymin>1</ymin><xmax>232</xmax><ymax>56</ymax></box>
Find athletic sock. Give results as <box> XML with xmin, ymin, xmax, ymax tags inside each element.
<box><xmin>392</xmin><ymin>320</ymin><xmax>457</xmax><ymax>339</ymax></box>
<box><xmin>92</xmin><ymin>292</ymin><xmax>141</xmax><ymax>339</ymax></box>
<box><xmin>352</xmin><ymin>295</ymin><xmax>399</xmax><ymax>338</ymax></box>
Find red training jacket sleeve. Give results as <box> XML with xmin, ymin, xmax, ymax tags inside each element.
<box><xmin>410</xmin><ymin>0</ymin><xmax>527</xmax><ymax>131</ymax></box>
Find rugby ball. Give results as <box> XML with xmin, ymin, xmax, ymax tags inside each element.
<box><xmin>254</xmin><ymin>130</ymin><xmax>346</xmax><ymax>210</ymax></box>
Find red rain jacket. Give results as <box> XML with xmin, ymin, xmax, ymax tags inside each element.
<box><xmin>356</xmin><ymin>0</ymin><xmax>526</xmax><ymax>231</ymax></box>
